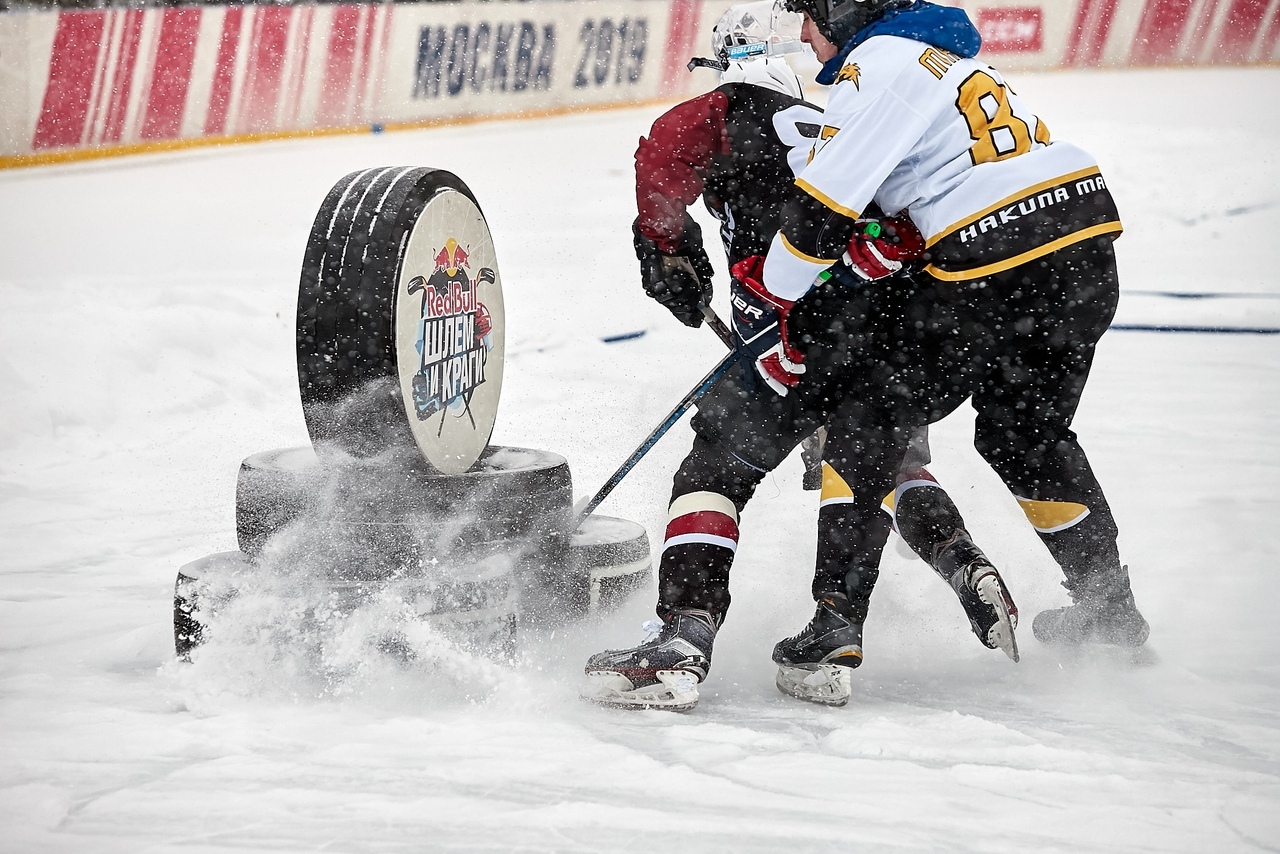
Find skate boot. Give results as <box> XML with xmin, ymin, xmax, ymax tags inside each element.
<box><xmin>581</xmin><ymin>609</ymin><xmax>718</xmax><ymax>711</ymax></box>
<box><xmin>771</xmin><ymin>593</ymin><xmax>864</xmax><ymax>707</ymax></box>
<box><xmin>1033</xmin><ymin>566</ymin><xmax>1149</xmax><ymax>647</ymax></box>
<box><xmin>935</xmin><ymin>530</ymin><xmax>1020</xmax><ymax>662</ymax></box>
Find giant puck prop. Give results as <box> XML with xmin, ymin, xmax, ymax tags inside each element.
<box><xmin>297</xmin><ymin>167</ymin><xmax>505</xmax><ymax>474</ymax></box>
<box><xmin>175</xmin><ymin>167</ymin><xmax>657</xmax><ymax>667</ymax></box>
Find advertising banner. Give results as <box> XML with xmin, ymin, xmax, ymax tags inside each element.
<box><xmin>2</xmin><ymin>0</ymin><xmax>1277</xmax><ymax>168</ymax></box>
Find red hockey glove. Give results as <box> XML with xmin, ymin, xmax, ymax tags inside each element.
<box><xmin>842</xmin><ymin>216</ymin><xmax>926</xmax><ymax>282</ymax></box>
<box><xmin>729</xmin><ymin>255</ymin><xmax>806</xmax><ymax>396</ymax></box>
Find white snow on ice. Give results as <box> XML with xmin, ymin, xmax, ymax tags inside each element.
<box><xmin>2</xmin><ymin>66</ymin><xmax>1279</xmax><ymax>852</ymax></box>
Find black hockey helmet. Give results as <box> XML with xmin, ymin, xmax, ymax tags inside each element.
<box><xmin>783</xmin><ymin>0</ymin><xmax>911</xmax><ymax>47</ymax></box>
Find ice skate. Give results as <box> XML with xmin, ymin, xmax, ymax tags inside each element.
<box><xmin>771</xmin><ymin>594</ymin><xmax>864</xmax><ymax>707</ymax></box>
<box><xmin>582</xmin><ymin>609</ymin><xmax>717</xmax><ymax>711</ymax></box>
<box><xmin>935</xmin><ymin>531</ymin><xmax>1020</xmax><ymax>662</ymax></box>
<box><xmin>950</xmin><ymin>561</ymin><xmax>1020</xmax><ymax>662</ymax></box>
<box><xmin>1033</xmin><ymin>567</ymin><xmax>1149</xmax><ymax>648</ymax></box>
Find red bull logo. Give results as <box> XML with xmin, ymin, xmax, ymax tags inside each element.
<box><xmin>406</xmin><ymin>236</ymin><xmax>497</xmax><ymax>421</ymax></box>
<box><xmin>433</xmin><ymin>237</ymin><xmax>470</xmax><ymax>275</ymax></box>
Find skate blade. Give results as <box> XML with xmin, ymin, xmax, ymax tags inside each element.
<box><xmin>775</xmin><ymin>663</ymin><xmax>852</xmax><ymax>707</ymax></box>
<box><xmin>580</xmin><ymin>670</ymin><xmax>700</xmax><ymax>712</ymax></box>
<box><xmin>975</xmin><ymin>574</ymin><xmax>1020</xmax><ymax>663</ymax></box>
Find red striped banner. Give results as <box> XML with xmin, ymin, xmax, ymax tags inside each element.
<box><xmin>1063</xmin><ymin>0</ymin><xmax>1119</xmax><ymax>66</ymax></box>
<box><xmin>239</xmin><ymin>6</ymin><xmax>292</xmax><ymax>133</ymax></box>
<box><xmin>1185</xmin><ymin>0</ymin><xmax>1226</xmax><ymax>60</ymax></box>
<box><xmin>14</xmin><ymin>0</ymin><xmax>1277</xmax><ymax>170</ymax></box>
<box><xmin>141</xmin><ymin>8</ymin><xmax>201</xmax><ymax>140</ymax></box>
<box><xmin>283</xmin><ymin>5</ymin><xmax>314</xmax><ymax>128</ymax></box>
<box><xmin>660</xmin><ymin>0</ymin><xmax>702</xmax><ymax>97</ymax></box>
<box><xmin>370</xmin><ymin>5</ymin><xmax>394</xmax><ymax>119</ymax></box>
<box><xmin>354</xmin><ymin>5</ymin><xmax>379</xmax><ymax>123</ymax></box>
<box><xmin>1131</xmin><ymin>0</ymin><xmax>1193</xmax><ymax>65</ymax></box>
<box><xmin>1212</xmin><ymin>0</ymin><xmax>1271</xmax><ymax>62</ymax></box>
<box><xmin>1262</xmin><ymin>5</ymin><xmax>1280</xmax><ymax>58</ymax></box>
<box><xmin>204</xmin><ymin>7</ymin><xmax>242</xmax><ymax>136</ymax></box>
<box><xmin>317</xmin><ymin>5</ymin><xmax>362</xmax><ymax>126</ymax></box>
<box><xmin>32</xmin><ymin>12</ymin><xmax>105</xmax><ymax>149</ymax></box>
<box><xmin>99</xmin><ymin>10</ymin><xmax>143</xmax><ymax>144</ymax></box>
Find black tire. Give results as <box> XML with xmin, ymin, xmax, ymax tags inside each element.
<box><xmin>236</xmin><ymin>445</ymin><xmax>572</xmax><ymax>560</ymax></box>
<box><xmin>297</xmin><ymin>168</ymin><xmax>505</xmax><ymax>473</ymax></box>
<box><xmin>172</xmin><ymin>550</ymin><xmax>519</xmax><ymax>662</ymax></box>
<box><xmin>533</xmin><ymin>515</ymin><xmax>652</xmax><ymax>618</ymax></box>
<box><xmin>297</xmin><ymin>167</ymin><xmax>382</xmax><ymax>408</ymax></box>
<box><xmin>173</xmin><ymin>550</ymin><xmax>251</xmax><ymax>659</ymax></box>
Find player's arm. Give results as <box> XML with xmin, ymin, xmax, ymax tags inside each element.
<box><xmin>764</xmin><ymin>87</ymin><xmax>931</xmax><ymax>300</ymax></box>
<box><xmin>634</xmin><ymin>91</ymin><xmax>730</xmax><ymax>252</ymax></box>
<box><xmin>631</xmin><ymin>91</ymin><xmax>730</xmax><ymax>328</ymax></box>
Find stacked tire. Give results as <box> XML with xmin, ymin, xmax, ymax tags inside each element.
<box><xmin>175</xmin><ymin>168</ymin><xmax>652</xmax><ymax>665</ymax></box>
<box><xmin>231</xmin><ymin>444</ymin><xmax>574</xmax><ymax>657</ymax></box>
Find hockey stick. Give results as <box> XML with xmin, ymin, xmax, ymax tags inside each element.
<box><xmin>700</xmin><ymin>303</ymin><xmax>735</xmax><ymax>347</ymax></box>
<box><xmin>571</xmin><ymin>307</ymin><xmax>741</xmax><ymax>530</ymax></box>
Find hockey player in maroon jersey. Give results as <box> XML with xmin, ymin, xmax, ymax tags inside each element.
<box><xmin>583</xmin><ymin>1</ymin><xmax>1021</xmax><ymax>711</ymax></box>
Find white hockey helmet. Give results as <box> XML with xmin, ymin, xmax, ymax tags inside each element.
<box><xmin>711</xmin><ymin>0</ymin><xmax>806</xmax><ymax>65</ymax></box>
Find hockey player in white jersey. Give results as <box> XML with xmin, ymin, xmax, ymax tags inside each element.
<box><xmin>739</xmin><ymin>0</ymin><xmax>1149</xmax><ymax>650</ymax></box>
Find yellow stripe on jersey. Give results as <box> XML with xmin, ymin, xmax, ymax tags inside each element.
<box><xmin>923</xmin><ymin>222</ymin><xmax>1123</xmax><ymax>281</ymax></box>
<box><xmin>1015</xmin><ymin>497</ymin><xmax>1090</xmax><ymax>533</ymax></box>
<box><xmin>925</xmin><ymin>166</ymin><xmax>1105</xmax><ymax>248</ymax></box>
<box><xmin>794</xmin><ymin>178</ymin><xmax>862</xmax><ymax>221</ymax></box>
<box><xmin>819</xmin><ymin>463</ymin><xmax>854</xmax><ymax>508</ymax></box>
<box><xmin>780</xmin><ymin>232</ymin><xmax>838</xmax><ymax>266</ymax></box>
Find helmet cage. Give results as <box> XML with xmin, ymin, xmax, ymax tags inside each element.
<box><xmin>696</xmin><ymin>0</ymin><xmax>806</xmax><ymax>71</ymax></box>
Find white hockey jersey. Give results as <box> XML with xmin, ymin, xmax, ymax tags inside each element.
<box><xmin>763</xmin><ymin>33</ymin><xmax>1122</xmax><ymax>301</ymax></box>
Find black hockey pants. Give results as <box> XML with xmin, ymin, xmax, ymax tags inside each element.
<box><xmin>823</xmin><ymin>234</ymin><xmax>1126</xmax><ymax>590</ymax></box>
<box><xmin>657</xmin><ymin>371</ymin><xmax>922</xmax><ymax>622</ymax></box>
<box><xmin>656</xmin><ymin>234</ymin><xmax>1125</xmax><ymax>621</ymax></box>
<box><xmin>656</xmin><ymin>278</ymin><xmax>909</xmax><ymax>621</ymax></box>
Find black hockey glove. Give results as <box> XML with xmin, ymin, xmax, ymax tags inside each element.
<box><xmin>633</xmin><ymin>215</ymin><xmax>715</xmax><ymax>328</ymax></box>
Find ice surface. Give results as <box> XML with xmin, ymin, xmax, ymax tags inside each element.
<box><xmin>2</xmin><ymin>67</ymin><xmax>1279</xmax><ymax>852</ymax></box>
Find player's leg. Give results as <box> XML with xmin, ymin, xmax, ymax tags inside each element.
<box><xmin>890</xmin><ymin>427</ymin><xmax>1019</xmax><ymax>660</ymax></box>
<box><xmin>584</xmin><ymin>370</ymin><xmax>819</xmax><ymax>708</ymax></box>
<box><xmin>850</xmin><ymin>277</ymin><xmax>1022</xmax><ymax>658</ymax></box>
<box><xmin>771</xmin><ymin>408</ymin><xmax>907</xmax><ymax>706</ymax></box>
<box><xmin>970</xmin><ymin>237</ymin><xmax>1147</xmax><ymax>647</ymax></box>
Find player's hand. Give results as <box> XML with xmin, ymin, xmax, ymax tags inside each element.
<box><xmin>729</xmin><ymin>255</ymin><xmax>806</xmax><ymax>396</ymax></box>
<box><xmin>842</xmin><ymin>216</ymin><xmax>926</xmax><ymax>282</ymax></box>
<box><xmin>633</xmin><ymin>217</ymin><xmax>715</xmax><ymax>328</ymax></box>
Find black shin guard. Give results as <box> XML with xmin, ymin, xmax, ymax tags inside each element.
<box><xmin>894</xmin><ymin>484</ymin><xmax>968</xmax><ymax>580</ymax></box>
